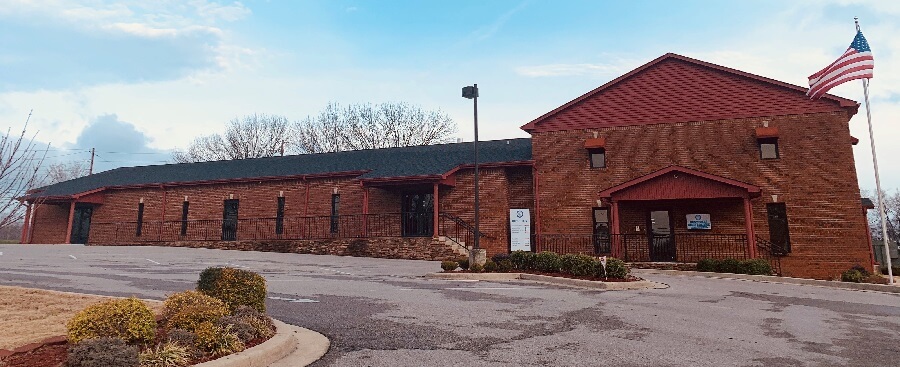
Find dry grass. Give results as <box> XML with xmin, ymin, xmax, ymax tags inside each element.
<box><xmin>0</xmin><ymin>286</ymin><xmax>163</xmax><ymax>350</ymax></box>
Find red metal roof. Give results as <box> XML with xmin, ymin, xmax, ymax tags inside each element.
<box><xmin>521</xmin><ymin>53</ymin><xmax>859</xmax><ymax>133</ymax></box>
<box><xmin>599</xmin><ymin>166</ymin><xmax>762</xmax><ymax>201</ymax></box>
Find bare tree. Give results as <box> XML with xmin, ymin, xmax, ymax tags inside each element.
<box><xmin>46</xmin><ymin>160</ymin><xmax>89</xmax><ymax>184</ymax></box>
<box><xmin>173</xmin><ymin>114</ymin><xmax>291</xmax><ymax>163</ymax></box>
<box><xmin>293</xmin><ymin>102</ymin><xmax>457</xmax><ymax>153</ymax></box>
<box><xmin>0</xmin><ymin>111</ymin><xmax>48</xmax><ymax>230</ymax></box>
<box><xmin>864</xmin><ymin>189</ymin><xmax>900</xmax><ymax>243</ymax></box>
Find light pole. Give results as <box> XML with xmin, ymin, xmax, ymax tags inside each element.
<box><xmin>462</xmin><ymin>84</ymin><xmax>479</xmax><ymax>265</ymax></box>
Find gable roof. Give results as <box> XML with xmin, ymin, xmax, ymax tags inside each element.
<box><xmin>521</xmin><ymin>53</ymin><xmax>859</xmax><ymax>133</ymax></box>
<box><xmin>26</xmin><ymin>138</ymin><xmax>532</xmax><ymax>199</ymax></box>
<box><xmin>598</xmin><ymin>165</ymin><xmax>761</xmax><ymax>200</ymax></box>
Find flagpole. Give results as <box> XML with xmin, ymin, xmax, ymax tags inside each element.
<box><xmin>862</xmin><ymin>77</ymin><xmax>893</xmax><ymax>284</ymax></box>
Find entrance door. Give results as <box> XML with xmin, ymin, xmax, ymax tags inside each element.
<box><xmin>401</xmin><ymin>193</ymin><xmax>433</xmax><ymax>237</ymax></box>
<box><xmin>592</xmin><ymin>208</ymin><xmax>611</xmax><ymax>253</ymax></box>
<box><xmin>70</xmin><ymin>204</ymin><xmax>93</xmax><ymax>244</ymax></box>
<box><xmin>648</xmin><ymin>210</ymin><xmax>676</xmax><ymax>261</ymax></box>
<box><xmin>222</xmin><ymin>199</ymin><xmax>239</xmax><ymax>241</ymax></box>
<box><xmin>766</xmin><ymin>203</ymin><xmax>791</xmax><ymax>254</ymax></box>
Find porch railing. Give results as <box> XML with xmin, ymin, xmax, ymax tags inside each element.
<box><xmin>535</xmin><ymin>233</ymin><xmax>784</xmax><ymax>274</ymax></box>
<box><xmin>89</xmin><ymin>213</ymin><xmax>430</xmax><ymax>243</ymax></box>
<box><xmin>438</xmin><ymin>213</ymin><xmax>487</xmax><ymax>252</ymax></box>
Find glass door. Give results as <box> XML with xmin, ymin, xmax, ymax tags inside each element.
<box><xmin>401</xmin><ymin>193</ymin><xmax>433</xmax><ymax>237</ymax></box>
<box><xmin>648</xmin><ymin>210</ymin><xmax>676</xmax><ymax>261</ymax></box>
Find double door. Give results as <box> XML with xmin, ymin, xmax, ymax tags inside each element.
<box><xmin>401</xmin><ymin>193</ymin><xmax>433</xmax><ymax>237</ymax></box>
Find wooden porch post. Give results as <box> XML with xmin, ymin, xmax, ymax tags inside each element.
<box><xmin>744</xmin><ymin>196</ymin><xmax>757</xmax><ymax>258</ymax></box>
<box><xmin>20</xmin><ymin>202</ymin><xmax>31</xmax><ymax>244</ymax></box>
<box><xmin>611</xmin><ymin>200</ymin><xmax>621</xmax><ymax>258</ymax></box>
<box><xmin>433</xmin><ymin>183</ymin><xmax>439</xmax><ymax>238</ymax></box>
<box><xmin>64</xmin><ymin>201</ymin><xmax>75</xmax><ymax>244</ymax></box>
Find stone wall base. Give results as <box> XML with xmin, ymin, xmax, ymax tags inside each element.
<box><xmin>91</xmin><ymin>237</ymin><xmax>460</xmax><ymax>261</ymax></box>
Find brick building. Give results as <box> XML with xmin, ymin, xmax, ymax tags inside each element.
<box><xmin>20</xmin><ymin>53</ymin><xmax>876</xmax><ymax>279</ymax></box>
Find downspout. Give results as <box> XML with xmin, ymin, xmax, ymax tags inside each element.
<box><xmin>160</xmin><ymin>185</ymin><xmax>167</xmax><ymax>242</ymax></box>
<box><xmin>744</xmin><ymin>196</ymin><xmax>757</xmax><ymax>258</ymax></box>
<box><xmin>532</xmin><ymin>166</ymin><xmax>541</xmax><ymax>251</ymax></box>
<box><xmin>304</xmin><ymin>176</ymin><xmax>310</xmax><ymax>216</ymax></box>
<box><xmin>433</xmin><ymin>183</ymin><xmax>439</xmax><ymax>238</ymax></box>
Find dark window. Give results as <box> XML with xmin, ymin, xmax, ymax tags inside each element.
<box><xmin>592</xmin><ymin>208</ymin><xmax>610</xmax><ymax>253</ymax></box>
<box><xmin>759</xmin><ymin>138</ymin><xmax>779</xmax><ymax>160</ymax></box>
<box><xmin>222</xmin><ymin>199</ymin><xmax>239</xmax><ymax>241</ymax></box>
<box><xmin>589</xmin><ymin>148</ymin><xmax>606</xmax><ymax>168</ymax></box>
<box><xmin>136</xmin><ymin>203</ymin><xmax>144</xmax><ymax>237</ymax></box>
<box><xmin>276</xmin><ymin>197</ymin><xmax>285</xmax><ymax>235</ymax></box>
<box><xmin>401</xmin><ymin>193</ymin><xmax>434</xmax><ymax>237</ymax></box>
<box><xmin>330</xmin><ymin>194</ymin><xmax>340</xmax><ymax>234</ymax></box>
<box><xmin>180</xmin><ymin>201</ymin><xmax>189</xmax><ymax>236</ymax></box>
<box><xmin>766</xmin><ymin>203</ymin><xmax>791</xmax><ymax>254</ymax></box>
<box><xmin>71</xmin><ymin>204</ymin><xmax>93</xmax><ymax>244</ymax></box>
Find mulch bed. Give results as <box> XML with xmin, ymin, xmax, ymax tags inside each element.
<box><xmin>0</xmin><ymin>324</ymin><xmax>272</xmax><ymax>367</ymax></box>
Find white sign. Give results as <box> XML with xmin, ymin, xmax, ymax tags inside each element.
<box><xmin>510</xmin><ymin>209</ymin><xmax>531</xmax><ymax>251</ymax></box>
<box><xmin>687</xmin><ymin>214</ymin><xmax>711</xmax><ymax>230</ymax></box>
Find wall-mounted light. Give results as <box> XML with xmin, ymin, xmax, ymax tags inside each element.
<box><xmin>771</xmin><ymin>194</ymin><xmax>778</xmax><ymax>202</ymax></box>
<box><xmin>763</xmin><ymin>120</ymin><xmax>770</xmax><ymax>128</ymax></box>
<box><xmin>333</xmin><ymin>188</ymin><xmax>338</xmax><ymax>195</ymax></box>
<box><xmin>184</xmin><ymin>196</ymin><xmax>189</xmax><ymax>202</ymax></box>
<box><xmin>596</xmin><ymin>199</ymin><xmax>603</xmax><ymax>207</ymax></box>
<box><xmin>229</xmin><ymin>194</ymin><xmax>234</xmax><ymax>200</ymax></box>
<box><xmin>139</xmin><ymin>198</ymin><xmax>144</xmax><ymax>204</ymax></box>
<box><xmin>279</xmin><ymin>191</ymin><xmax>284</xmax><ymax>197</ymax></box>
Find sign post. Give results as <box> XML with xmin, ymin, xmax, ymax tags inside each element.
<box><xmin>509</xmin><ymin>209</ymin><xmax>531</xmax><ymax>252</ymax></box>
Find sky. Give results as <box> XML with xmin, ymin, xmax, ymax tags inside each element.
<box><xmin>1</xmin><ymin>0</ymin><xmax>899</xmax><ymax>192</ymax></box>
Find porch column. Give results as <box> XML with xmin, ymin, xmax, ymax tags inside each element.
<box><xmin>743</xmin><ymin>197</ymin><xmax>757</xmax><ymax>258</ymax></box>
<box><xmin>64</xmin><ymin>201</ymin><xmax>75</xmax><ymax>244</ymax></box>
<box><xmin>433</xmin><ymin>183</ymin><xmax>439</xmax><ymax>238</ymax></box>
<box><xmin>20</xmin><ymin>202</ymin><xmax>31</xmax><ymax>244</ymax></box>
<box><xmin>611</xmin><ymin>200</ymin><xmax>621</xmax><ymax>258</ymax></box>
<box><xmin>362</xmin><ymin>186</ymin><xmax>369</xmax><ymax>237</ymax></box>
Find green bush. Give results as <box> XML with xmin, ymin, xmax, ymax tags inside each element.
<box><xmin>534</xmin><ymin>252</ymin><xmax>562</xmax><ymax>273</ymax></box>
<box><xmin>469</xmin><ymin>263</ymin><xmax>484</xmax><ymax>273</ymax></box>
<box><xmin>165</xmin><ymin>329</ymin><xmax>200</xmax><ymax>358</ymax></box>
<box><xmin>483</xmin><ymin>260</ymin><xmax>498</xmax><ymax>272</ymax></box>
<box><xmin>696</xmin><ymin>258</ymin><xmax>717</xmax><ymax>272</ymax></box>
<box><xmin>569</xmin><ymin>255</ymin><xmax>597</xmax><ymax>277</ymax></box>
<box><xmin>194</xmin><ymin>321</ymin><xmax>245</xmax><ymax>357</ymax></box>
<box><xmin>67</xmin><ymin>298</ymin><xmax>157</xmax><ymax>344</ymax></box>
<box><xmin>233</xmin><ymin>306</ymin><xmax>275</xmax><ymax>339</ymax></box>
<box><xmin>491</xmin><ymin>253</ymin><xmax>511</xmax><ymax>264</ymax></box>
<box><xmin>599</xmin><ymin>258</ymin><xmax>629</xmax><ymax>279</ymax></box>
<box><xmin>67</xmin><ymin>337</ymin><xmax>139</xmax><ymax>367</ymax></box>
<box><xmin>198</xmin><ymin>267</ymin><xmax>267</xmax><ymax>313</ymax></box>
<box><xmin>740</xmin><ymin>259</ymin><xmax>773</xmax><ymax>275</ymax></box>
<box><xmin>497</xmin><ymin>259</ymin><xmax>514</xmax><ymax>272</ymax></box>
<box><xmin>716</xmin><ymin>258</ymin><xmax>741</xmax><ymax>274</ymax></box>
<box><xmin>841</xmin><ymin>269</ymin><xmax>865</xmax><ymax>283</ymax></box>
<box><xmin>457</xmin><ymin>257</ymin><xmax>470</xmax><ymax>270</ymax></box>
<box><xmin>217</xmin><ymin>316</ymin><xmax>259</xmax><ymax>343</ymax></box>
<box><xmin>440</xmin><ymin>261</ymin><xmax>458</xmax><ymax>272</ymax></box>
<box><xmin>509</xmin><ymin>251</ymin><xmax>537</xmax><ymax>270</ymax></box>
<box><xmin>559</xmin><ymin>254</ymin><xmax>580</xmax><ymax>274</ymax></box>
<box><xmin>164</xmin><ymin>291</ymin><xmax>230</xmax><ymax>332</ymax></box>
<box><xmin>139</xmin><ymin>342</ymin><xmax>190</xmax><ymax>367</ymax></box>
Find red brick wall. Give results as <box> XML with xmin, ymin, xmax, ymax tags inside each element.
<box><xmin>29</xmin><ymin>203</ymin><xmax>70</xmax><ymax>244</ymax></box>
<box><xmin>532</xmin><ymin>111</ymin><xmax>873</xmax><ymax>279</ymax></box>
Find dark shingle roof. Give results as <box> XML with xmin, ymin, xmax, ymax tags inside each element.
<box><xmin>29</xmin><ymin>138</ymin><xmax>532</xmax><ymax>198</ymax></box>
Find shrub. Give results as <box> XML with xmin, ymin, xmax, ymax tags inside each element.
<box><xmin>483</xmin><ymin>260</ymin><xmax>498</xmax><ymax>272</ymax></box>
<box><xmin>599</xmin><ymin>258</ymin><xmax>629</xmax><ymax>279</ymax></box>
<box><xmin>457</xmin><ymin>257</ymin><xmax>470</xmax><ymax>270</ymax></box>
<box><xmin>440</xmin><ymin>261</ymin><xmax>458</xmax><ymax>272</ymax></box>
<box><xmin>740</xmin><ymin>259</ymin><xmax>773</xmax><ymax>275</ymax></box>
<box><xmin>194</xmin><ymin>321</ymin><xmax>245</xmax><ymax>357</ymax></box>
<box><xmin>233</xmin><ymin>306</ymin><xmax>276</xmax><ymax>339</ymax></box>
<box><xmin>67</xmin><ymin>337</ymin><xmax>139</xmax><ymax>367</ymax></box>
<box><xmin>716</xmin><ymin>258</ymin><xmax>741</xmax><ymax>274</ymax></box>
<box><xmin>534</xmin><ymin>252</ymin><xmax>562</xmax><ymax>273</ymax></box>
<box><xmin>849</xmin><ymin>264</ymin><xmax>870</xmax><ymax>276</ymax></box>
<box><xmin>139</xmin><ymin>342</ymin><xmax>190</xmax><ymax>367</ymax></box>
<box><xmin>696</xmin><ymin>258</ymin><xmax>717</xmax><ymax>272</ymax></box>
<box><xmin>497</xmin><ymin>259</ymin><xmax>514</xmax><ymax>272</ymax></box>
<box><xmin>509</xmin><ymin>251</ymin><xmax>537</xmax><ymax>270</ymax></box>
<box><xmin>569</xmin><ymin>255</ymin><xmax>597</xmax><ymax>277</ymax></box>
<box><xmin>217</xmin><ymin>316</ymin><xmax>259</xmax><ymax>343</ymax></box>
<box><xmin>67</xmin><ymin>297</ymin><xmax>156</xmax><ymax>344</ymax></box>
<box><xmin>469</xmin><ymin>263</ymin><xmax>484</xmax><ymax>273</ymax></box>
<box><xmin>559</xmin><ymin>254</ymin><xmax>580</xmax><ymax>274</ymax></box>
<box><xmin>166</xmin><ymin>329</ymin><xmax>201</xmax><ymax>359</ymax></box>
<box><xmin>841</xmin><ymin>269</ymin><xmax>865</xmax><ymax>283</ymax></box>
<box><xmin>164</xmin><ymin>291</ymin><xmax>229</xmax><ymax>332</ymax></box>
<box><xmin>198</xmin><ymin>267</ymin><xmax>267</xmax><ymax>313</ymax></box>
<box><xmin>491</xmin><ymin>253</ymin><xmax>511</xmax><ymax>264</ymax></box>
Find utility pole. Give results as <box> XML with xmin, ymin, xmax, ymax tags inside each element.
<box><xmin>462</xmin><ymin>84</ymin><xmax>480</xmax><ymax>265</ymax></box>
<box><xmin>89</xmin><ymin>148</ymin><xmax>95</xmax><ymax>175</ymax></box>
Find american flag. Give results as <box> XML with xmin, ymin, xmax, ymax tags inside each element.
<box><xmin>807</xmin><ymin>31</ymin><xmax>874</xmax><ymax>100</ymax></box>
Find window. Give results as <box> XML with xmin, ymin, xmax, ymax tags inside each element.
<box><xmin>136</xmin><ymin>203</ymin><xmax>144</xmax><ymax>237</ymax></box>
<box><xmin>592</xmin><ymin>208</ymin><xmax>611</xmax><ymax>253</ymax></box>
<box><xmin>276</xmin><ymin>197</ymin><xmax>285</xmax><ymax>235</ymax></box>
<box><xmin>180</xmin><ymin>201</ymin><xmax>189</xmax><ymax>236</ymax></box>
<box><xmin>330</xmin><ymin>194</ymin><xmax>340</xmax><ymax>234</ymax></box>
<box><xmin>766</xmin><ymin>203</ymin><xmax>791</xmax><ymax>254</ymax></box>
<box><xmin>759</xmin><ymin>138</ymin><xmax>779</xmax><ymax>160</ymax></box>
<box><xmin>589</xmin><ymin>148</ymin><xmax>606</xmax><ymax>168</ymax></box>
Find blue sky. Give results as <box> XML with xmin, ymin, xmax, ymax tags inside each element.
<box><xmin>1</xmin><ymin>0</ymin><xmax>899</xmax><ymax>192</ymax></box>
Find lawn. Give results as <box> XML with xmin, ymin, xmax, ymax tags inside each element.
<box><xmin>0</xmin><ymin>286</ymin><xmax>162</xmax><ymax>350</ymax></box>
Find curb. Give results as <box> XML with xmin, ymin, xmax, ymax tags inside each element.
<box><xmin>195</xmin><ymin>319</ymin><xmax>329</xmax><ymax>367</ymax></box>
<box><xmin>633</xmin><ymin>269</ymin><xmax>900</xmax><ymax>294</ymax></box>
<box><xmin>424</xmin><ymin>272</ymin><xmax>667</xmax><ymax>290</ymax></box>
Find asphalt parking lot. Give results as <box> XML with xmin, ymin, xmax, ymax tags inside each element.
<box><xmin>1</xmin><ymin>245</ymin><xmax>898</xmax><ymax>366</ymax></box>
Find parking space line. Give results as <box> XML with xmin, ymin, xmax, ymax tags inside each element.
<box><xmin>69</xmin><ymin>255</ymin><xmax>77</xmax><ymax>260</ymax></box>
<box><xmin>146</xmin><ymin>259</ymin><xmax>160</xmax><ymax>265</ymax></box>
<box><xmin>267</xmin><ymin>296</ymin><xmax>319</xmax><ymax>303</ymax></box>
